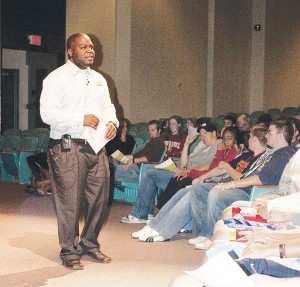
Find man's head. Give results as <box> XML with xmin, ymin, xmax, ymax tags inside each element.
<box><xmin>237</xmin><ymin>113</ymin><xmax>251</xmax><ymax>132</ymax></box>
<box><xmin>199</xmin><ymin>122</ymin><xmax>218</xmax><ymax>146</ymax></box>
<box><xmin>147</xmin><ymin>120</ymin><xmax>161</xmax><ymax>139</ymax></box>
<box><xmin>266</xmin><ymin>120</ymin><xmax>293</xmax><ymax>148</ymax></box>
<box><xmin>67</xmin><ymin>33</ymin><xmax>95</xmax><ymax>69</ymax></box>
<box><xmin>248</xmin><ymin>125</ymin><xmax>268</xmax><ymax>151</ymax></box>
<box><xmin>223</xmin><ymin>115</ymin><xmax>236</xmax><ymax>128</ymax></box>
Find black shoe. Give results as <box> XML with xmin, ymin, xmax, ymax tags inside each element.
<box><xmin>62</xmin><ymin>259</ymin><xmax>84</xmax><ymax>270</ymax></box>
<box><xmin>85</xmin><ymin>251</ymin><xmax>111</xmax><ymax>264</ymax></box>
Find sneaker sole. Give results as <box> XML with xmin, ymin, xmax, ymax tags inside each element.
<box><xmin>195</xmin><ymin>241</ymin><xmax>211</xmax><ymax>250</ymax></box>
<box><xmin>120</xmin><ymin>219</ymin><xmax>147</xmax><ymax>224</ymax></box>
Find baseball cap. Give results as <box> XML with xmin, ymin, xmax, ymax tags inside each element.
<box><xmin>199</xmin><ymin>122</ymin><xmax>217</xmax><ymax>133</ymax></box>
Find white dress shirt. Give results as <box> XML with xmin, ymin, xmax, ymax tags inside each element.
<box><xmin>40</xmin><ymin>60</ymin><xmax>118</xmax><ymax>140</ymax></box>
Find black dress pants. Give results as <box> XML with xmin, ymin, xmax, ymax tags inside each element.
<box><xmin>156</xmin><ymin>177</ymin><xmax>193</xmax><ymax>209</ymax></box>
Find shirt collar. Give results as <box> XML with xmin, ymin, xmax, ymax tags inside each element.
<box><xmin>67</xmin><ymin>60</ymin><xmax>91</xmax><ymax>76</ymax></box>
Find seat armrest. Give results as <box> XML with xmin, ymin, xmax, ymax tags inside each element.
<box><xmin>249</xmin><ymin>185</ymin><xmax>279</xmax><ymax>201</ymax></box>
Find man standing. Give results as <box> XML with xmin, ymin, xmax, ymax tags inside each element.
<box><xmin>40</xmin><ymin>33</ymin><xmax>118</xmax><ymax>270</ymax></box>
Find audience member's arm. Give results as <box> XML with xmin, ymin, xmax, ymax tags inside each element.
<box><xmin>243</xmin><ymin>232</ymin><xmax>300</xmax><ymax>258</ymax></box>
<box><xmin>179</xmin><ymin>135</ymin><xmax>197</xmax><ymax>168</ymax></box>
<box><xmin>241</xmin><ymin>228</ymin><xmax>300</xmax><ymax>242</ymax></box>
<box><xmin>126</xmin><ymin>155</ymin><xmax>148</xmax><ymax>166</ymax></box>
<box><xmin>218</xmin><ymin>161</ymin><xmax>244</xmax><ymax>180</ymax></box>
<box><xmin>213</xmin><ymin>175</ymin><xmax>262</xmax><ymax>191</ymax></box>
<box><xmin>192</xmin><ymin>165</ymin><xmax>225</xmax><ymax>184</ymax></box>
<box><xmin>190</xmin><ymin>163</ymin><xmax>210</xmax><ymax>171</ymax></box>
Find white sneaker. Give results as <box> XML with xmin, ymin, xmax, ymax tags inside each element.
<box><xmin>151</xmin><ymin>235</ymin><xmax>165</xmax><ymax>242</ymax></box>
<box><xmin>195</xmin><ymin>238</ymin><xmax>212</xmax><ymax>250</ymax></box>
<box><xmin>139</xmin><ymin>229</ymin><xmax>159</xmax><ymax>241</ymax></box>
<box><xmin>120</xmin><ymin>214</ymin><xmax>147</xmax><ymax>224</ymax></box>
<box><xmin>132</xmin><ymin>225</ymin><xmax>153</xmax><ymax>239</ymax></box>
<box><xmin>188</xmin><ymin>236</ymin><xmax>207</xmax><ymax>245</ymax></box>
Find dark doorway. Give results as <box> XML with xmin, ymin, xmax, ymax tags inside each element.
<box><xmin>1</xmin><ymin>69</ymin><xmax>19</xmax><ymax>131</ymax></box>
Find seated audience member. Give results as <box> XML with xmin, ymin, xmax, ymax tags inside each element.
<box><xmin>219</xmin><ymin>114</ymin><xmax>237</xmax><ymax>138</ymax></box>
<box><xmin>132</xmin><ymin>121</ymin><xmax>295</xmax><ymax>245</ymax></box>
<box><xmin>132</xmin><ymin>125</ymin><xmax>269</xmax><ymax>240</ymax></box>
<box><xmin>185</xmin><ymin>117</ymin><xmax>197</xmax><ymax>131</ymax></box>
<box><xmin>238</xmin><ymin>113</ymin><xmax>252</xmax><ymax>132</ymax></box>
<box><xmin>105</xmin><ymin>117</ymin><xmax>135</xmax><ymax>157</ymax></box>
<box><xmin>189</xmin><ymin>120</ymin><xmax>295</xmax><ymax>248</ymax></box>
<box><xmin>214</xmin><ymin>149</ymin><xmax>300</xmax><ymax>242</ymax></box>
<box><xmin>279</xmin><ymin>116</ymin><xmax>300</xmax><ymax>150</ymax></box>
<box><xmin>219</xmin><ymin>146</ymin><xmax>300</xmax><ymax>222</ymax></box>
<box><xmin>169</xmin><ymin>150</ymin><xmax>300</xmax><ymax>287</ymax></box>
<box><xmin>237</xmin><ymin>113</ymin><xmax>252</xmax><ymax>151</ymax></box>
<box><xmin>156</xmin><ymin>126</ymin><xmax>239</xmax><ymax>210</ymax></box>
<box><xmin>120</xmin><ymin>119</ymin><xmax>217</xmax><ymax>223</ymax></box>
<box><xmin>159</xmin><ymin>118</ymin><xmax>168</xmax><ymax>138</ymax></box>
<box><xmin>162</xmin><ymin>115</ymin><xmax>187</xmax><ymax>162</ymax></box>
<box><xmin>114</xmin><ymin>120</ymin><xmax>165</xmax><ymax>181</ymax></box>
<box><xmin>206</xmin><ymin>149</ymin><xmax>300</xmax><ymax>252</ymax></box>
<box><xmin>188</xmin><ymin>117</ymin><xmax>213</xmax><ymax>153</ymax></box>
<box><xmin>170</xmin><ymin>228</ymin><xmax>300</xmax><ymax>287</ymax></box>
<box><xmin>106</xmin><ymin>117</ymin><xmax>135</xmax><ymax>203</ymax></box>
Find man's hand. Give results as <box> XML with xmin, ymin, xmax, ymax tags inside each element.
<box><xmin>185</xmin><ymin>134</ymin><xmax>197</xmax><ymax>145</ymax></box>
<box><xmin>243</xmin><ymin>241</ymin><xmax>278</xmax><ymax>258</ymax></box>
<box><xmin>84</xmin><ymin>114</ymin><xmax>99</xmax><ymax>130</ymax></box>
<box><xmin>192</xmin><ymin>176</ymin><xmax>205</xmax><ymax>185</ymax></box>
<box><xmin>212</xmin><ymin>181</ymin><xmax>234</xmax><ymax>191</ymax></box>
<box><xmin>173</xmin><ymin>167</ymin><xmax>188</xmax><ymax>178</ymax></box>
<box><xmin>105</xmin><ymin>122</ymin><xmax>117</xmax><ymax>140</ymax></box>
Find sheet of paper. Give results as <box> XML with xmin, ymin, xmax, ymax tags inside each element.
<box><xmin>206</xmin><ymin>241</ymin><xmax>245</xmax><ymax>260</ymax></box>
<box><xmin>188</xmin><ymin>125</ymin><xmax>199</xmax><ymax>135</ymax></box>
<box><xmin>82</xmin><ymin>121</ymin><xmax>110</xmax><ymax>154</ymax></box>
<box><xmin>111</xmin><ymin>149</ymin><xmax>129</xmax><ymax>164</ymax></box>
<box><xmin>184</xmin><ymin>251</ymin><xmax>254</xmax><ymax>287</ymax></box>
<box><xmin>154</xmin><ymin>158</ymin><xmax>176</xmax><ymax>170</ymax></box>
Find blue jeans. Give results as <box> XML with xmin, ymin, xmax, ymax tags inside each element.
<box><xmin>149</xmin><ymin>187</ymin><xmax>194</xmax><ymax>239</ymax></box>
<box><xmin>131</xmin><ymin>168</ymin><xmax>173</xmax><ymax>219</ymax></box>
<box><xmin>115</xmin><ymin>163</ymin><xmax>140</xmax><ymax>181</ymax></box>
<box><xmin>191</xmin><ymin>183</ymin><xmax>250</xmax><ymax>238</ymax></box>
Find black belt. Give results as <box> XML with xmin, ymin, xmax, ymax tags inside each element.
<box><xmin>49</xmin><ymin>138</ymin><xmax>88</xmax><ymax>145</ymax></box>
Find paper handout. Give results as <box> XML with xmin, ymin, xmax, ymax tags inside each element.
<box><xmin>154</xmin><ymin>158</ymin><xmax>176</xmax><ymax>171</ymax></box>
<box><xmin>184</xmin><ymin>251</ymin><xmax>254</xmax><ymax>287</ymax></box>
<box><xmin>82</xmin><ymin>121</ymin><xmax>110</xmax><ymax>154</ymax></box>
<box><xmin>188</xmin><ymin>125</ymin><xmax>199</xmax><ymax>135</ymax></box>
<box><xmin>111</xmin><ymin>150</ymin><xmax>130</xmax><ymax>164</ymax></box>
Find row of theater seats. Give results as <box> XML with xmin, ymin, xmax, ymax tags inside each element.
<box><xmin>128</xmin><ymin>106</ymin><xmax>300</xmax><ymax>140</ymax></box>
<box><xmin>0</xmin><ymin>128</ymin><xmax>49</xmax><ymax>185</ymax></box>
<box><xmin>214</xmin><ymin>106</ymin><xmax>300</xmax><ymax>130</ymax></box>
